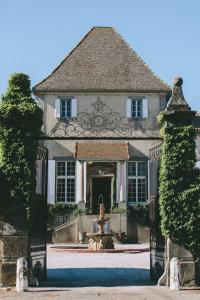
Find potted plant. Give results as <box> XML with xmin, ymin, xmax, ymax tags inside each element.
<box><xmin>72</xmin><ymin>208</ymin><xmax>87</xmax><ymax>243</ymax></box>
<box><xmin>111</xmin><ymin>207</ymin><xmax>127</xmax><ymax>242</ymax></box>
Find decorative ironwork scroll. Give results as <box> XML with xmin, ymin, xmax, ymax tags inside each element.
<box><xmin>48</xmin><ymin>97</ymin><xmax>158</xmax><ymax>138</ymax></box>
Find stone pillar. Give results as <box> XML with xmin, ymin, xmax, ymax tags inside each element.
<box><xmin>0</xmin><ymin>223</ymin><xmax>29</xmax><ymax>287</ymax></box>
<box><xmin>16</xmin><ymin>258</ymin><xmax>28</xmax><ymax>292</ymax></box>
<box><xmin>166</xmin><ymin>238</ymin><xmax>195</xmax><ymax>287</ymax></box>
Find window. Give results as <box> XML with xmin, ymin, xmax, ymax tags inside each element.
<box><xmin>131</xmin><ymin>99</ymin><xmax>142</xmax><ymax>118</ymax></box>
<box><xmin>61</xmin><ymin>99</ymin><xmax>72</xmax><ymax>118</ymax></box>
<box><xmin>128</xmin><ymin>161</ymin><xmax>147</xmax><ymax>203</ymax></box>
<box><xmin>56</xmin><ymin>161</ymin><xmax>75</xmax><ymax>202</ymax></box>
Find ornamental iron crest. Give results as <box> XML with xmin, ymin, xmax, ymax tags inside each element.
<box><xmin>48</xmin><ymin>97</ymin><xmax>157</xmax><ymax>138</ymax></box>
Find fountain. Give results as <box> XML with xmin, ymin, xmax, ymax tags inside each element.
<box><xmin>87</xmin><ymin>200</ymin><xmax>114</xmax><ymax>250</ymax></box>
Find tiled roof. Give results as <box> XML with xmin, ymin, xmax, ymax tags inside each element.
<box><xmin>34</xmin><ymin>27</ymin><xmax>170</xmax><ymax>93</ymax></box>
<box><xmin>75</xmin><ymin>142</ymin><xmax>129</xmax><ymax>161</ymax></box>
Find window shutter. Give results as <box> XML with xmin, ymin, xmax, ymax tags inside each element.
<box><xmin>142</xmin><ymin>98</ymin><xmax>148</xmax><ymax>118</ymax></box>
<box><xmin>126</xmin><ymin>99</ymin><xmax>132</xmax><ymax>118</ymax></box>
<box><xmin>55</xmin><ymin>98</ymin><xmax>61</xmax><ymax>119</ymax></box>
<box><xmin>71</xmin><ymin>99</ymin><xmax>77</xmax><ymax>118</ymax></box>
<box><xmin>48</xmin><ymin>160</ymin><xmax>55</xmax><ymax>204</ymax></box>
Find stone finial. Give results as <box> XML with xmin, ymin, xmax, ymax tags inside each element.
<box><xmin>167</xmin><ymin>77</ymin><xmax>190</xmax><ymax>111</ymax></box>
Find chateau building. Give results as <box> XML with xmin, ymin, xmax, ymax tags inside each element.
<box><xmin>33</xmin><ymin>27</ymin><xmax>200</xmax><ymax>239</ymax></box>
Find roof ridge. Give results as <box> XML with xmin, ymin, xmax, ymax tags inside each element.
<box><xmin>112</xmin><ymin>27</ymin><xmax>170</xmax><ymax>90</ymax></box>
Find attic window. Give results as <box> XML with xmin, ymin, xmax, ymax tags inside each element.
<box><xmin>61</xmin><ymin>99</ymin><xmax>72</xmax><ymax>118</ymax></box>
<box><xmin>131</xmin><ymin>99</ymin><xmax>142</xmax><ymax>118</ymax></box>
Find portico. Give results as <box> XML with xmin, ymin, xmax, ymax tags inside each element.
<box><xmin>75</xmin><ymin>142</ymin><xmax>128</xmax><ymax>213</ymax></box>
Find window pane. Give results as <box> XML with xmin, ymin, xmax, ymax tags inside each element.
<box><xmin>67</xmin><ymin>162</ymin><xmax>75</xmax><ymax>176</ymax></box>
<box><xmin>56</xmin><ymin>178</ymin><xmax>65</xmax><ymax>202</ymax></box>
<box><xmin>61</xmin><ymin>100</ymin><xmax>66</xmax><ymax>118</ymax></box>
<box><xmin>128</xmin><ymin>161</ymin><xmax>136</xmax><ymax>177</ymax></box>
<box><xmin>66</xmin><ymin>100</ymin><xmax>71</xmax><ymax>117</ymax></box>
<box><xmin>66</xmin><ymin>178</ymin><xmax>75</xmax><ymax>202</ymax></box>
<box><xmin>138</xmin><ymin>178</ymin><xmax>146</xmax><ymax>202</ymax></box>
<box><xmin>61</xmin><ymin>99</ymin><xmax>71</xmax><ymax>118</ymax></box>
<box><xmin>128</xmin><ymin>178</ymin><xmax>136</xmax><ymax>202</ymax></box>
<box><xmin>57</xmin><ymin>161</ymin><xmax>66</xmax><ymax>176</ymax></box>
<box><xmin>138</xmin><ymin>161</ymin><xmax>146</xmax><ymax>176</ymax></box>
<box><xmin>131</xmin><ymin>100</ymin><xmax>136</xmax><ymax>117</ymax></box>
<box><xmin>137</xmin><ymin>100</ymin><xmax>142</xmax><ymax>117</ymax></box>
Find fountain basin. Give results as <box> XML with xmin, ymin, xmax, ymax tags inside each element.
<box><xmin>87</xmin><ymin>233</ymin><xmax>114</xmax><ymax>250</ymax></box>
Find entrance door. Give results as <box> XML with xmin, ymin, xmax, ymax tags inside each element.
<box><xmin>92</xmin><ymin>177</ymin><xmax>112</xmax><ymax>214</ymax></box>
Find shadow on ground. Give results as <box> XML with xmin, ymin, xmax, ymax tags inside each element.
<box><xmin>45</xmin><ymin>268</ymin><xmax>152</xmax><ymax>287</ymax></box>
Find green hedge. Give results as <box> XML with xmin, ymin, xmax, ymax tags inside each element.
<box><xmin>47</xmin><ymin>203</ymin><xmax>77</xmax><ymax>225</ymax></box>
<box><xmin>128</xmin><ymin>204</ymin><xmax>150</xmax><ymax>227</ymax></box>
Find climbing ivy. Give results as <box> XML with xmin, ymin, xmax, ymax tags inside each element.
<box><xmin>0</xmin><ymin>73</ymin><xmax>43</xmax><ymax>226</ymax></box>
<box><xmin>158</xmin><ymin>112</ymin><xmax>200</xmax><ymax>268</ymax></box>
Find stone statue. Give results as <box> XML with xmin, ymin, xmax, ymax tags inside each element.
<box><xmin>99</xmin><ymin>203</ymin><xmax>105</xmax><ymax>220</ymax></box>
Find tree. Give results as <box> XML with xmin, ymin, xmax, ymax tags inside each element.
<box><xmin>0</xmin><ymin>73</ymin><xmax>43</xmax><ymax>228</ymax></box>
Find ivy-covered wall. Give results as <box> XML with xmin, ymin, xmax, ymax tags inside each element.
<box><xmin>158</xmin><ymin>110</ymin><xmax>200</xmax><ymax>275</ymax></box>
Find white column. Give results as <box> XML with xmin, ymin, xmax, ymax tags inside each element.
<box><xmin>75</xmin><ymin>160</ymin><xmax>83</xmax><ymax>203</ymax></box>
<box><xmin>123</xmin><ymin>161</ymin><xmax>127</xmax><ymax>202</ymax></box>
<box><xmin>116</xmin><ymin>162</ymin><xmax>121</xmax><ymax>203</ymax></box>
<box><xmin>148</xmin><ymin>160</ymin><xmax>150</xmax><ymax>202</ymax></box>
<box><xmin>120</xmin><ymin>162</ymin><xmax>126</xmax><ymax>202</ymax></box>
<box><xmin>83</xmin><ymin>161</ymin><xmax>87</xmax><ymax>202</ymax></box>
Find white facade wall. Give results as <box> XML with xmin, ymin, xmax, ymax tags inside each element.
<box><xmin>39</xmin><ymin>92</ymin><xmax>168</xmax><ymax>205</ymax></box>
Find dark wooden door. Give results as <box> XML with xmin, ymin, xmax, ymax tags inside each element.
<box><xmin>92</xmin><ymin>177</ymin><xmax>111</xmax><ymax>214</ymax></box>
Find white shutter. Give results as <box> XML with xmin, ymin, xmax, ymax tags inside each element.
<box><xmin>126</xmin><ymin>99</ymin><xmax>132</xmax><ymax>118</ymax></box>
<box><xmin>55</xmin><ymin>98</ymin><xmax>61</xmax><ymax>119</ymax></box>
<box><xmin>47</xmin><ymin>160</ymin><xmax>56</xmax><ymax>204</ymax></box>
<box><xmin>142</xmin><ymin>98</ymin><xmax>148</xmax><ymax>118</ymax></box>
<box><xmin>71</xmin><ymin>99</ymin><xmax>77</xmax><ymax>118</ymax></box>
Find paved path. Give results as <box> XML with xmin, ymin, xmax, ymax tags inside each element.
<box><xmin>1</xmin><ymin>286</ymin><xmax>200</xmax><ymax>300</ymax></box>
<box><xmin>1</xmin><ymin>243</ymin><xmax>200</xmax><ymax>299</ymax></box>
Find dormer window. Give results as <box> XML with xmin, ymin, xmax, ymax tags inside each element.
<box><xmin>61</xmin><ymin>99</ymin><xmax>72</xmax><ymax>118</ymax></box>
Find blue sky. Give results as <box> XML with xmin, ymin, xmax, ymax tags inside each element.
<box><xmin>1</xmin><ymin>0</ymin><xmax>200</xmax><ymax>110</ymax></box>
